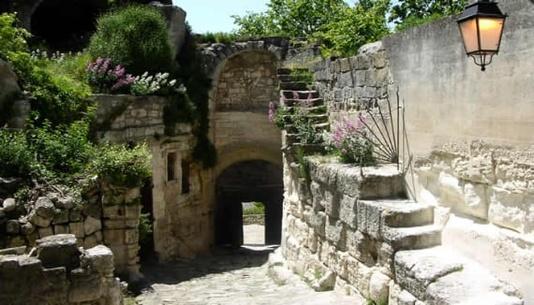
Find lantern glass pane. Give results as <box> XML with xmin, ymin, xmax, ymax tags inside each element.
<box><xmin>478</xmin><ymin>17</ymin><xmax>504</xmax><ymax>52</ymax></box>
<box><xmin>459</xmin><ymin>18</ymin><xmax>479</xmax><ymax>54</ymax></box>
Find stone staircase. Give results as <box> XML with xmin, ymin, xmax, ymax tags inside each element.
<box><xmin>277</xmin><ymin>68</ymin><xmax>329</xmax><ymax>151</ymax></box>
<box><xmin>275</xmin><ymin>68</ymin><xmax>524</xmax><ymax>305</ymax></box>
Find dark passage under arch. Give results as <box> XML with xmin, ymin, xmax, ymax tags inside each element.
<box><xmin>30</xmin><ymin>0</ymin><xmax>107</xmax><ymax>51</ymax></box>
<box><xmin>215</xmin><ymin>160</ymin><xmax>283</xmax><ymax>247</ymax></box>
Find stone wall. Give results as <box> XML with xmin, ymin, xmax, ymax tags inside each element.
<box><xmin>0</xmin><ymin>181</ymin><xmax>142</xmax><ymax>280</ymax></box>
<box><xmin>93</xmin><ymin>94</ymin><xmax>169</xmax><ymax>143</ymax></box>
<box><xmin>0</xmin><ymin>234</ymin><xmax>122</xmax><ymax>305</ymax></box>
<box><xmin>312</xmin><ymin>42</ymin><xmax>390</xmax><ymax>117</ymax></box>
<box><xmin>308</xmin><ymin>1</ymin><xmax>534</xmax><ymax>301</ymax></box>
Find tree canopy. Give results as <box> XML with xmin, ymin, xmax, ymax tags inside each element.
<box><xmin>231</xmin><ymin>0</ymin><xmax>468</xmax><ymax>56</ymax></box>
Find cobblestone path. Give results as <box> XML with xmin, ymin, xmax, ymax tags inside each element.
<box><xmin>136</xmin><ymin>247</ymin><xmax>363</xmax><ymax>305</ymax></box>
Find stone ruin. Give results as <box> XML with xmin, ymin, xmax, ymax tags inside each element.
<box><xmin>0</xmin><ymin>234</ymin><xmax>122</xmax><ymax>305</ymax></box>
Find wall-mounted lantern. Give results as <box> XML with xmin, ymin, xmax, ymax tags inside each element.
<box><xmin>457</xmin><ymin>0</ymin><xmax>507</xmax><ymax>71</ymax></box>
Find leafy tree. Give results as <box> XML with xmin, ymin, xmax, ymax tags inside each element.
<box><xmin>390</xmin><ymin>0</ymin><xmax>467</xmax><ymax>31</ymax></box>
<box><xmin>233</xmin><ymin>0</ymin><xmax>347</xmax><ymax>38</ymax></box>
<box><xmin>233</xmin><ymin>0</ymin><xmax>390</xmax><ymax>56</ymax></box>
<box><xmin>317</xmin><ymin>0</ymin><xmax>390</xmax><ymax>57</ymax></box>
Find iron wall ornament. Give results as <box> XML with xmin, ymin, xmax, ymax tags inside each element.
<box><xmin>457</xmin><ymin>0</ymin><xmax>507</xmax><ymax>71</ymax></box>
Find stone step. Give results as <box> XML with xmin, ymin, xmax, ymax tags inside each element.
<box><xmin>281</xmin><ymin>90</ymin><xmax>319</xmax><ymax>100</ymax></box>
<box><xmin>277</xmin><ymin>68</ymin><xmax>310</xmax><ymax>75</ymax></box>
<box><xmin>287</xmin><ymin>105</ymin><xmax>327</xmax><ymax>115</ymax></box>
<box><xmin>278</xmin><ymin>75</ymin><xmax>312</xmax><ymax>84</ymax></box>
<box><xmin>282</xmin><ymin>98</ymin><xmax>324</xmax><ymax>107</ymax></box>
<box><xmin>394</xmin><ymin>246</ymin><xmax>523</xmax><ymax>305</ymax></box>
<box><xmin>280</xmin><ymin>81</ymin><xmax>309</xmax><ymax>91</ymax></box>
<box><xmin>383</xmin><ymin>224</ymin><xmax>442</xmax><ymax>251</ymax></box>
<box><xmin>359</xmin><ymin>199</ymin><xmax>434</xmax><ymax>228</ymax></box>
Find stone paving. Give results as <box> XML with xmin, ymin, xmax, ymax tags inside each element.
<box><xmin>136</xmin><ymin>245</ymin><xmax>363</xmax><ymax>305</ymax></box>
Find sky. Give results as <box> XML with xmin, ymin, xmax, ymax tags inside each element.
<box><xmin>172</xmin><ymin>0</ymin><xmax>270</xmax><ymax>34</ymax></box>
<box><xmin>172</xmin><ymin>0</ymin><xmax>359</xmax><ymax>34</ymax></box>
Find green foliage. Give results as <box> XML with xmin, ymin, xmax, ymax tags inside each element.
<box><xmin>273</xmin><ymin>105</ymin><xmax>291</xmax><ymax>129</ymax></box>
<box><xmin>390</xmin><ymin>0</ymin><xmax>467</xmax><ymax>31</ymax></box>
<box><xmin>232</xmin><ymin>0</ymin><xmax>390</xmax><ymax>56</ymax></box>
<box><xmin>316</xmin><ymin>0</ymin><xmax>390</xmax><ymax>57</ymax></box>
<box><xmin>177</xmin><ymin>26</ymin><xmax>217</xmax><ymax>168</ymax></box>
<box><xmin>232</xmin><ymin>12</ymin><xmax>280</xmax><ymax>38</ymax></box>
<box><xmin>42</xmin><ymin>52</ymin><xmax>92</xmax><ymax>85</ymax></box>
<box><xmin>0</xmin><ymin>130</ymin><xmax>36</xmax><ymax>178</ymax></box>
<box><xmin>243</xmin><ymin>202</ymin><xmax>265</xmax><ymax>215</ymax></box>
<box><xmin>196</xmin><ymin>32</ymin><xmax>240</xmax><ymax>44</ymax></box>
<box><xmin>293</xmin><ymin>109</ymin><xmax>323</xmax><ymax>145</ymax></box>
<box><xmin>0</xmin><ymin>13</ymin><xmax>30</xmax><ymax>61</ymax></box>
<box><xmin>234</xmin><ymin>0</ymin><xmax>347</xmax><ymax>38</ymax></box>
<box><xmin>1</xmin><ymin>13</ymin><xmax>93</xmax><ymax>126</ymax></box>
<box><xmin>27</xmin><ymin>120</ymin><xmax>95</xmax><ymax>176</ymax></box>
<box><xmin>88</xmin><ymin>5</ymin><xmax>173</xmax><ymax>75</ymax></box>
<box><xmin>88</xmin><ymin>143</ymin><xmax>152</xmax><ymax>188</ymax></box>
<box><xmin>138</xmin><ymin>212</ymin><xmax>153</xmax><ymax>247</ymax></box>
<box><xmin>163</xmin><ymin>91</ymin><xmax>196</xmax><ymax>135</ymax></box>
<box><xmin>290</xmin><ymin>69</ymin><xmax>314</xmax><ymax>84</ymax></box>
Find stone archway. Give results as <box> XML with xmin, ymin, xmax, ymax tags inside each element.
<box><xmin>215</xmin><ymin>160</ymin><xmax>283</xmax><ymax>246</ymax></box>
<box><xmin>202</xmin><ymin>42</ymin><xmax>289</xmax><ymax>249</ymax></box>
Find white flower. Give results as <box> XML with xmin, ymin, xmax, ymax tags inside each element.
<box><xmin>169</xmin><ymin>80</ymin><xmax>177</xmax><ymax>87</ymax></box>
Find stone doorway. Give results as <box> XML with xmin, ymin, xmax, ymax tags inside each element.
<box><xmin>215</xmin><ymin>160</ymin><xmax>283</xmax><ymax>247</ymax></box>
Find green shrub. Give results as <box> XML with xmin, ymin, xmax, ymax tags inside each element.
<box><xmin>0</xmin><ymin>13</ymin><xmax>30</xmax><ymax>61</ymax></box>
<box><xmin>138</xmin><ymin>212</ymin><xmax>153</xmax><ymax>247</ymax></box>
<box><xmin>196</xmin><ymin>32</ymin><xmax>240</xmax><ymax>44</ymax></box>
<box><xmin>89</xmin><ymin>5</ymin><xmax>173</xmax><ymax>75</ymax></box>
<box><xmin>89</xmin><ymin>143</ymin><xmax>152</xmax><ymax>187</ymax></box>
<box><xmin>28</xmin><ymin>120</ymin><xmax>95</xmax><ymax>176</ymax></box>
<box><xmin>243</xmin><ymin>202</ymin><xmax>265</xmax><ymax>215</ymax></box>
<box><xmin>0</xmin><ymin>130</ymin><xmax>36</xmax><ymax>178</ymax></box>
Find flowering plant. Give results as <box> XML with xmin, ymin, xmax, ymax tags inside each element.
<box><xmin>326</xmin><ymin>114</ymin><xmax>376</xmax><ymax>165</ymax></box>
<box><xmin>131</xmin><ymin>72</ymin><xmax>178</xmax><ymax>96</ymax></box>
<box><xmin>268</xmin><ymin>101</ymin><xmax>291</xmax><ymax>129</ymax></box>
<box><xmin>87</xmin><ymin>58</ymin><xmax>134</xmax><ymax>93</ymax></box>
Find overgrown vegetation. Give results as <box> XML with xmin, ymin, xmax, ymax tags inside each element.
<box><xmin>175</xmin><ymin>25</ymin><xmax>217</xmax><ymax>168</ymax></box>
<box><xmin>0</xmin><ymin>12</ymin><xmax>152</xmax><ymax>189</ymax></box>
<box><xmin>88</xmin><ymin>5</ymin><xmax>173</xmax><ymax>75</ymax></box>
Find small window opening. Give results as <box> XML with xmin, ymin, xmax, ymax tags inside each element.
<box><xmin>181</xmin><ymin>159</ymin><xmax>190</xmax><ymax>194</ymax></box>
<box><xmin>167</xmin><ymin>152</ymin><xmax>177</xmax><ymax>181</ymax></box>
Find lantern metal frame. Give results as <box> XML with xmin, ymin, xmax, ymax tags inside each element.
<box><xmin>457</xmin><ymin>0</ymin><xmax>507</xmax><ymax>71</ymax></box>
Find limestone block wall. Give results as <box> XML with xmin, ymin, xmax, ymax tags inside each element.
<box><xmin>0</xmin><ymin>234</ymin><xmax>122</xmax><ymax>305</ymax></box>
<box><xmin>150</xmin><ymin>134</ymin><xmax>210</xmax><ymax>260</ymax></box>
<box><xmin>312</xmin><ymin>42</ymin><xmax>391</xmax><ymax>117</ymax></box>
<box><xmin>0</xmin><ymin>181</ymin><xmax>142</xmax><ymax>280</ymax></box>
<box><xmin>93</xmin><ymin>94</ymin><xmax>169</xmax><ymax>143</ymax></box>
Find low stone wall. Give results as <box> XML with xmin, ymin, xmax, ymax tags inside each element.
<box><xmin>0</xmin><ymin>181</ymin><xmax>142</xmax><ymax>280</ymax></box>
<box><xmin>312</xmin><ymin>42</ymin><xmax>390</xmax><ymax>116</ymax></box>
<box><xmin>93</xmin><ymin>94</ymin><xmax>169</xmax><ymax>143</ymax></box>
<box><xmin>0</xmin><ymin>234</ymin><xmax>122</xmax><ymax>305</ymax></box>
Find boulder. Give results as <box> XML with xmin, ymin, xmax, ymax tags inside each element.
<box><xmin>82</xmin><ymin>245</ymin><xmax>115</xmax><ymax>277</ymax></box>
<box><xmin>2</xmin><ymin>198</ymin><xmax>16</xmax><ymax>212</ymax></box>
<box><xmin>36</xmin><ymin>234</ymin><xmax>81</xmax><ymax>271</ymax></box>
<box><xmin>34</xmin><ymin>197</ymin><xmax>55</xmax><ymax>218</ymax></box>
